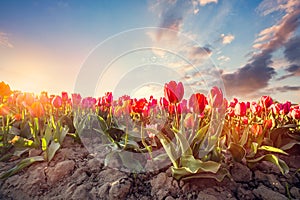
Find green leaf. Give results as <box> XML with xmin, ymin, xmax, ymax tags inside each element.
<box><xmin>0</xmin><ymin>156</ymin><xmax>44</xmax><ymax>179</ymax></box>
<box><xmin>227</xmin><ymin>142</ymin><xmax>246</xmax><ymax>162</ymax></box>
<box><xmin>118</xmin><ymin>151</ymin><xmax>143</xmax><ymax>172</ymax></box>
<box><xmin>247</xmin><ymin>142</ymin><xmax>258</xmax><ymax>158</ymax></box>
<box><xmin>181</xmin><ymin>168</ymin><xmax>230</xmax><ymax>182</ymax></box>
<box><xmin>97</xmin><ymin>116</ymin><xmax>108</xmax><ymax>132</ymax></box>
<box><xmin>58</xmin><ymin>126</ymin><xmax>69</xmax><ymax>144</ymax></box>
<box><xmin>171</xmin><ymin>158</ymin><xmax>221</xmax><ymax>180</ymax></box>
<box><xmin>247</xmin><ymin>154</ymin><xmax>289</xmax><ymax>175</ymax></box>
<box><xmin>280</xmin><ymin>140</ymin><xmax>300</xmax><ymax>151</ymax></box>
<box><xmin>180</xmin><ymin>155</ymin><xmax>221</xmax><ymax>173</ymax></box>
<box><xmin>239</xmin><ymin>127</ymin><xmax>249</xmax><ymax>146</ymax></box>
<box><xmin>156</xmin><ymin>131</ymin><xmax>178</xmax><ymax>168</ymax></box>
<box><xmin>46</xmin><ymin>142</ymin><xmax>60</xmax><ymax>162</ymax></box>
<box><xmin>41</xmin><ymin>137</ymin><xmax>47</xmax><ymax>151</ymax></box>
<box><xmin>258</xmin><ymin>145</ymin><xmax>288</xmax><ymax>155</ymax></box>
<box><xmin>174</xmin><ymin>131</ymin><xmax>192</xmax><ymax>156</ymax></box>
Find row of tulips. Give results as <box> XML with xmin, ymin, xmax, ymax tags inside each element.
<box><xmin>0</xmin><ymin>80</ymin><xmax>299</xmax><ymax>180</ymax></box>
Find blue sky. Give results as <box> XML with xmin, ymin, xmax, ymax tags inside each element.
<box><xmin>0</xmin><ymin>0</ymin><xmax>300</xmax><ymax>103</ymax></box>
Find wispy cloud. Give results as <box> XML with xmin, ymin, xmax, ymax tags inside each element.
<box><xmin>0</xmin><ymin>32</ymin><xmax>13</xmax><ymax>48</ymax></box>
<box><xmin>222</xmin><ymin>0</ymin><xmax>300</xmax><ymax>97</ymax></box>
<box><xmin>220</xmin><ymin>33</ymin><xmax>235</xmax><ymax>44</ymax></box>
<box><xmin>267</xmin><ymin>85</ymin><xmax>300</xmax><ymax>93</ymax></box>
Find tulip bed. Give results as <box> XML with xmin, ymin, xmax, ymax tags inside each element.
<box><xmin>0</xmin><ymin>80</ymin><xmax>300</xmax><ymax>182</ymax></box>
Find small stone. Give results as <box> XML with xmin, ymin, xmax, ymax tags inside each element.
<box><xmin>165</xmin><ymin>196</ymin><xmax>175</xmax><ymax>200</ymax></box>
<box><xmin>237</xmin><ymin>186</ymin><xmax>255</xmax><ymax>200</ymax></box>
<box><xmin>46</xmin><ymin>160</ymin><xmax>75</xmax><ymax>184</ymax></box>
<box><xmin>266</xmin><ymin>174</ymin><xmax>285</xmax><ymax>194</ymax></box>
<box><xmin>290</xmin><ymin>187</ymin><xmax>300</xmax><ymax>199</ymax></box>
<box><xmin>197</xmin><ymin>191</ymin><xmax>218</xmax><ymax>200</ymax></box>
<box><xmin>253</xmin><ymin>185</ymin><xmax>288</xmax><ymax>200</ymax></box>
<box><xmin>28</xmin><ymin>149</ymin><xmax>42</xmax><ymax>157</ymax></box>
<box><xmin>231</xmin><ymin>162</ymin><xmax>252</xmax><ymax>182</ymax></box>
<box><xmin>71</xmin><ymin>184</ymin><xmax>89</xmax><ymax>200</ymax></box>
<box><xmin>98</xmin><ymin>182</ymin><xmax>110</xmax><ymax>197</ymax></box>
<box><xmin>108</xmin><ymin>178</ymin><xmax>131</xmax><ymax>200</ymax></box>
<box><xmin>254</xmin><ymin>170</ymin><xmax>267</xmax><ymax>181</ymax></box>
<box><xmin>88</xmin><ymin>158</ymin><xmax>102</xmax><ymax>172</ymax></box>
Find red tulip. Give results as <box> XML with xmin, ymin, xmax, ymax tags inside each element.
<box><xmin>160</xmin><ymin>97</ymin><xmax>169</xmax><ymax>109</ymax></box>
<box><xmin>184</xmin><ymin>113</ymin><xmax>194</xmax><ymax>129</ymax></box>
<box><xmin>61</xmin><ymin>92</ymin><xmax>69</xmax><ymax>102</ymax></box>
<box><xmin>230</xmin><ymin>98</ymin><xmax>238</xmax><ymax>108</ymax></box>
<box><xmin>260</xmin><ymin>96</ymin><xmax>273</xmax><ymax>109</ymax></box>
<box><xmin>164</xmin><ymin>81</ymin><xmax>184</xmax><ymax>104</ymax></box>
<box><xmin>290</xmin><ymin>107</ymin><xmax>300</xmax><ymax>119</ymax></box>
<box><xmin>52</xmin><ymin>95</ymin><xmax>62</xmax><ymax>108</ymax></box>
<box><xmin>250</xmin><ymin>102</ymin><xmax>262</xmax><ymax>115</ymax></box>
<box><xmin>281</xmin><ymin>101</ymin><xmax>291</xmax><ymax>115</ymax></box>
<box><xmin>23</xmin><ymin>93</ymin><xmax>34</xmax><ymax>107</ymax></box>
<box><xmin>39</xmin><ymin>92</ymin><xmax>49</xmax><ymax>104</ymax></box>
<box><xmin>71</xmin><ymin>93</ymin><xmax>82</xmax><ymax>107</ymax></box>
<box><xmin>270</xmin><ymin>103</ymin><xmax>281</xmax><ymax>115</ymax></box>
<box><xmin>251</xmin><ymin>124</ymin><xmax>263</xmax><ymax>137</ymax></box>
<box><xmin>0</xmin><ymin>104</ymin><xmax>10</xmax><ymax>116</ymax></box>
<box><xmin>189</xmin><ymin>93</ymin><xmax>207</xmax><ymax>113</ymax></box>
<box><xmin>29</xmin><ymin>102</ymin><xmax>44</xmax><ymax>118</ymax></box>
<box><xmin>234</xmin><ymin>102</ymin><xmax>247</xmax><ymax>116</ymax></box>
<box><xmin>263</xmin><ymin>119</ymin><xmax>273</xmax><ymax>129</ymax></box>
<box><xmin>131</xmin><ymin>98</ymin><xmax>149</xmax><ymax>117</ymax></box>
<box><xmin>209</xmin><ymin>86</ymin><xmax>223</xmax><ymax>108</ymax></box>
<box><xmin>82</xmin><ymin>97</ymin><xmax>96</xmax><ymax>109</ymax></box>
<box><xmin>242</xmin><ymin>116</ymin><xmax>248</xmax><ymax>125</ymax></box>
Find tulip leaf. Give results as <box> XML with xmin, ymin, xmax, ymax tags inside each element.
<box><xmin>239</xmin><ymin>127</ymin><xmax>249</xmax><ymax>146</ymax></box>
<box><xmin>172</xmin><ymin>157</ymin><xmax>221</xmax><ymax>180</ymax></box>
<box><xmin>258</xmin><ymin>145</ymin><xmax>288</xmax><ymax>155</ymax></box>
<box><xmin>181</xmin><ymin>168</ymin><xmax>230</xmax><ymax>182</ymax></box>
<box><xmin>180</xmin><ymin>155</ymin><xmax>221</xmax><ymax>173</ymax></box>
<box><xmin>156</xmin><ymin>131</ymin><xmax>178</xmax><ymax>168</ymax></box>
<box><xmin>280</xmin><ymin>140</ymin><xmax>300</xmax><ymax>151</ymax></box>
<box><xmin>0</xmin><ymin>156</ymin><xmax>44</xmax><ymax>179</ymax></box>
<box><xmin>174</xmin><ymin>130</ymin><xmax>192</xmax><ymax>156</ymax></box>
<box><xmin>227</xmin><ymin>142</ymin><xmax>246</xmax><ymax>162</ymax></box>
<box><xmin>247</xmin><ymin>142</ymin><xmax>258</xmax><ymax>158</ymax></box>
<box><xmin>47</xmin><ymin>142</ymin><xmax>60</xmax><ymax>162</ymax></box>
<box><xmin>118</xmin><ymin>151</ymin><xmax>144</xmax><ymax>172</ymax></box>
<box><xmin>247</xmin><ymin>154</ymin><xmax>289</xmax><ymax>175</ymax></box>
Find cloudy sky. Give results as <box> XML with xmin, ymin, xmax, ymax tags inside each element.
<box><xmin>0</xmin><ymin>0</ymin><xmax>300</xmax><ymax>103</ymax></box>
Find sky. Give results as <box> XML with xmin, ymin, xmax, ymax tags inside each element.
<box><xmin>0</xmin><ymin>0</ymin><xmax>300</xmax><ymax>103</ymax></box>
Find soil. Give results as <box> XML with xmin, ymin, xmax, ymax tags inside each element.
<box><xmin>0</xmin><ymin>136</ymin><xmax>299</xmax><ymax>200</ymax></box>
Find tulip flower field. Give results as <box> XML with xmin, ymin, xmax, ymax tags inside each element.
<box><xmin>0</xmin><ymin>80</ymin><xmax>299</xmax><ymax>181</ymax></box>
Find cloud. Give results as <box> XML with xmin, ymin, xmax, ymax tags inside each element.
<box><xmin>152</xmin><ymin>0</ymin><xmax>219</xmax><ymax>40</ymax></box>
<box><xmin>284</xmin><ymin>36</ymin><xmax>300</xmax><ymax>64</ymax></box>
<box><xmin>0</xmin><ymin>32</ymin><xmax>13</xmax><ymax>48</ymax></box>
<box><xmin>268</xmin><ymin>85</ymin><xmax>300</xmax><ymax>93</ymax></box>
<box><xmin>153</xmin><ymin>0</ymin><xmax>191</xmax><ymax>41</ymax></box>
<box><xmin>188</xmin><ymin>46</ymin><xmax>212</xmax><ymax>61</ymax></box>
<box><xmin>256</xmin><ymin>0</ymin><xmax>299</xmax><ymax>16</ymax></box>
<box><xmin>221</xmin><ymin>34</ymin><xmax>235</xmax><ymax>44</ymax></box>
<box><xmin>218</xmin><ymin>55</ymin><xmax>230</xmax><ymax>62</ymax></box>
<box><xmin>277</xmin><ymin>64</ymin><xmax>300</xmax><ymax>81</ymax></box>
<box><xmin>222</xmin><ymin>1</ymin><xmax>300</xmax><ymax>97</ymax></box>
<box><xmin>286</xmin><ymin>64</ymin><xmax>300</xmax><ymax>74</ymax></box>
